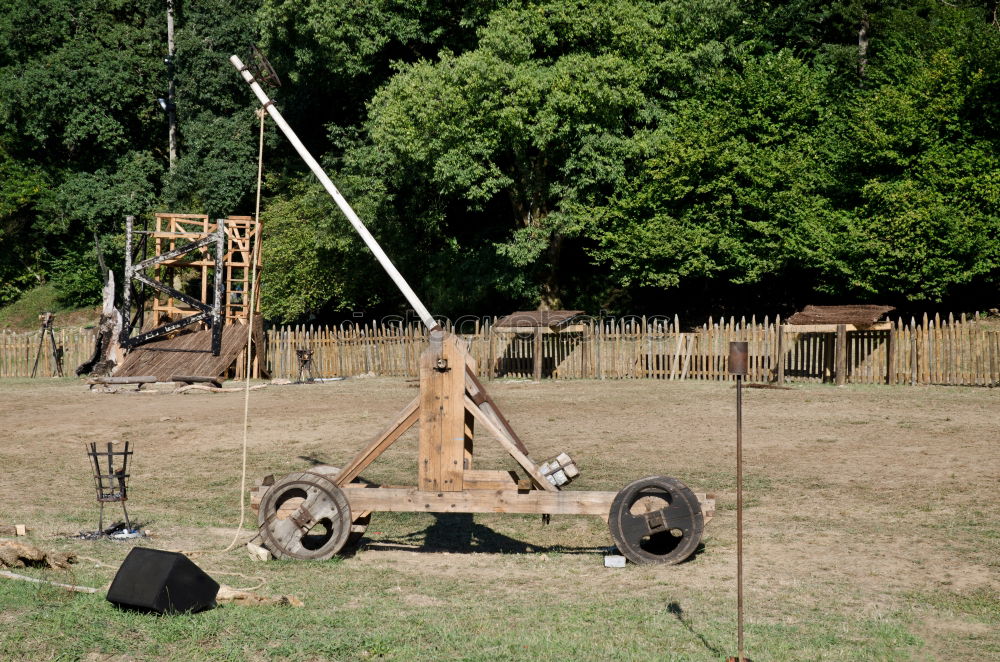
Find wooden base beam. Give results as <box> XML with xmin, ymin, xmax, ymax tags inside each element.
<box><xmin>341</xmin><ymin>486</ymin><xmax>715</xmax><ymax>521</ymax></box>
<box><xmin>343</xmin><ymin>485</ymin><xmax>616</xmax><ymax>516</ymax></box>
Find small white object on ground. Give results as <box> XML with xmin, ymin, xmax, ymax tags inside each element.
<box><xmin>604</xmin><ymin>555</ymin><xmax>627</xmax><ymax>568</ymax></box>
<box><xmin>246</xmin><ymin>542</ymin><xmax>272</xmax><ymax>561</ymax></box>
<box><xmin>109</xmin><ymin>529</ymin><xmax>144</xmax><ymax>540</ymax></box>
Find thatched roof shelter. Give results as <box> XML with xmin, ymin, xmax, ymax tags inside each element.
<box><xmin>786</xmin><ymin>305</ymin><xmax>895</xmax><ymax>327</ymax></box>
<box><xmin>493</xmin><ymin>310</ymin><xmax>584</xmax><ymax>332</ymax></box>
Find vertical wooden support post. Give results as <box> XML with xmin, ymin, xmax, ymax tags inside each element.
<box><xmin>419</xmin><ymin>331</ymin><xmax>466</xmax><ymax>491</ymax></box>
<box><xmin>120</xmin><ymin>216</ymin><xmax>134</xmax><ymax>346</ymax></box>
<box><xmin>533</xmin><ymin>327</ymin><xmax>543</xmax><ymax>381</ymax></box>
<box><xmin>211</xmin><ymin>219</ymin><xmax>226</xmax><ymax>357</ymax></box>
<box><xmin>885</xmin><ymin>324</ymin><xmax>895</xmax><ymax>385</ymax></box>
<box><xmin>776</xmin><ymin>324</ymin><xmax>785</xmax><ymax>384</ymax></box>
<box><xmin>835</xmin><ymin>324</ymin><xmax>847</xmax><ymax>386</ymax></box>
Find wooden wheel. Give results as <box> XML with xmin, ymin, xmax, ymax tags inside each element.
<box><xmin>304</xmin><ymin>466</ymin><xmax>370</xmax><ymax>549</ymax></box>
<box><xmin>258</xmin><ymin>471</ymin><xmax>352</xmax><ymax>560</ymax></box>
<box><xmin>608</xmin><ymin>476</ymin><xmax>703</xmax><ymax>565</ymax></box>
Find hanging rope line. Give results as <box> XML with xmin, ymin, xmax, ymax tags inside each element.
<box><xmin>222</xmin><ymin>107</ymin><xmax>267</xmax><ymax>553</ymax></box>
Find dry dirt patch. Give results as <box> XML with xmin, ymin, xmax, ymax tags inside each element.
<box><xmin>0</xmin><ymin>377</ymin><xmax>996</xmax><ymax>659</ymax></box>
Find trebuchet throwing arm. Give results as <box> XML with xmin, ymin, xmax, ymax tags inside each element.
<box><xmin>229</xmin><ymin>55</ymin><xmax>437</xmax><ymax>331</ymax></box>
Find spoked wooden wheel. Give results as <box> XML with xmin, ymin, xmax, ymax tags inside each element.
<box><xmin>258</xmin><ymin>471</ymin><xmax>353</xmax><ymax>560</ymax></box>
<box><xmin>298</xmin><ymin>466</ymin><xmax>370</xmax><ymax>549</ymax></box>
<box><xmin>608</xmin><ymin>475</ymin><xmax>704</xmax><ymax>565</ymax></box>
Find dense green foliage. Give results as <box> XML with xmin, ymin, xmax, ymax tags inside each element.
<box><xmin>0</xmin><ymin>0</ymin><xmax>996</xmax><ymax>320</ymax></box>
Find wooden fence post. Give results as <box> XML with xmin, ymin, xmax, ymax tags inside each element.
<box><xmin>885</xmin><ymin>324</ymin><xmax>895</xmax><ymax>385</ymax></box>
<box><xmin>533</xmin><ymin>327</ymin><xmax>543</xmax><ymax>381</ymax></box>
<box><xmin>835</xmin><ymin>324</ymin><xmax>847</xmax><ymax>386</ymax></box>
<box><xmin>776</xmin><ymin>321</ymin><xmax>785</xmax><ymax>384</ymax></box>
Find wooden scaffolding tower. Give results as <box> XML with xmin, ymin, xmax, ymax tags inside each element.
<box><xmin>149</xmin><ymin>213</ymin><xmax>262</xmax><ymax>328</ymax></box>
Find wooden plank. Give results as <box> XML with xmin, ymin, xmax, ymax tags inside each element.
<box><xmin>342</xmin><ymin>486</ymin><xmax>714</xmax><ymax>522</ymax></box>
<box><xmin>462</xmin><ymin>469</ymin><xmax>519</xmax><ymax>491</ymax></box>
<box><xmin>336</xmin><ymin>396</ymin><xmax>420</xmax><ymax>486</ymax></box>
<box><xmin>89</xmin><ymin>375</ymin><xmax>157</xmax><ymax>384</ymax></box>
<box><xmin>343</xmin><ymin>485</ymin><xmax>616</xmax><ymax>515</ymax></box>
<box><xmin>418</xmin><ymin>333</ymin><xmax>466</xmax><ymax>491</ymax></box>
<box><xmin>463</xmin><ymin>394</ymin><xmax>557</xmax><ymax>492</ymax></box>
<box><xmin>784</xmin><ymin>322</ymin><xmax>890</xmax><ymax>333</ymax></box>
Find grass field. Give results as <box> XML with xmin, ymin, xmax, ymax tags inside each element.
<box><xmin>0</xmin><ymin>377</ymin><xmax>997</xmax><ymax>661</ymax></box>
<box><xmin>0</xmin><ymin>284</ymin><xmax>98</xmax><ymax>331</ymax></box>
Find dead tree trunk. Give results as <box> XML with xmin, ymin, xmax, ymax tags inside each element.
<box><xmin>76</xmin><ymin>272</ymin><xmax>123</xmax><ymax>376</ymax></box>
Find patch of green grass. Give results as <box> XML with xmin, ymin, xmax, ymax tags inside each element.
<box><xmin>910</xmin><ymin>587</ymin><xmax>1000</xmax><ymax>623</ymax></box>
<box><xmin>0</xmin><ymin>577</ymin><xmax>927</xmax><ymax>661</ymax></box>
<box><xmin>0</xmin><ymin>283</ymin><xmax>97</xmax><ymax>330</ymax></box>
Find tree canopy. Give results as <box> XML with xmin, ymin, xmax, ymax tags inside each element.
<box><xmin>0</xmin><ymin>0</ymin><xmax>996</xmax><ymax>320</ymax></box>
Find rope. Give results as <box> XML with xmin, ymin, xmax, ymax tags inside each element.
<box><xmin>221</xmin><ymin>107</ymin><xmax>268</xmax><ymax>553</ymax></box>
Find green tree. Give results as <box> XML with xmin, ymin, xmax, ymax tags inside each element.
<box><xmin>0</xmin><ymin>146</ymin><xmax>48</xmax><ymax>304</ymax></box>
<box><xmin>835</xmin><ymin>2</ymin><xmax>1000</xmax><ymax>301</ymax></box>
<box><xmin>362</xmin><ymin>0</ymin><xmax>701</xmax><ymax>309</ymax></box>
<box><xmin>0</xmin><ymin>0</ymin><xmax>165</xmax><ymax>304</ymax></box>
<box><xmin>590</xmin><ymin>49</ymin><xmax>850</xmax><ymax>308</ymax></box>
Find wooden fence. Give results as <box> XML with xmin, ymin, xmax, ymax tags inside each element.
<box><xmin>0</xmin><ymin>328</ymin><xmax>95</xmax><ymax>378</ymax></box>
<box><xmin>2</xmin><ymin>313</ymin><xmax>998</xmax><ymax>386</ymax></box>
<box><xmin>264</xmin><ymin>314</ymin><xmax>1000</xmax><ymax>386</ymax></box>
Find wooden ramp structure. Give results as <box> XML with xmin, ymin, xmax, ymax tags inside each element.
<box><xmin>114</xmin><ymin>324</ymin><xmax>253</xmax><ymax>382</ymax></box>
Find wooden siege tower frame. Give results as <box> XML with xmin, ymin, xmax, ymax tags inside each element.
<box><xmin>119</xmin><ymin>213</ymin><xmax>262</xmax><ymax>357</ymax></box>
<box><xmin>232</xmin><ymin>54</ymin><xmax>713</xmax><ymax>564</ymax></box>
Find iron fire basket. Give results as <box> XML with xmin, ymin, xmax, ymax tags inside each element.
<box><xmin>86</xmin><ymin>441</ymin><xmax>133</xmax><ymax>533</ymax></box>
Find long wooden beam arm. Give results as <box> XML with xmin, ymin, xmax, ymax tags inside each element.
<box><xmin>230</xmin><ymin>55</ymin><xmax>436</xmax><ymax>331</ymax></box>
<box><xmin>335</xmin><ymin>395</ymin><xmax>421</xmax><ymax>487</ymax></box>
<box><xmin>464</xmin><ymin>395</ymin><xmax>557</xmax><ymax>492</ymax></box>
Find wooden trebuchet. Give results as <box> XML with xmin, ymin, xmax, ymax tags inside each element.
<box><xmin>249</xmin><ymin>330</ymin><xmax>713</xmax><ymax>563</ymax></box>
<box><xmin>230</xmin><ymin>54</ymin><xmax>711</xmax><ymax>564</ymax></box>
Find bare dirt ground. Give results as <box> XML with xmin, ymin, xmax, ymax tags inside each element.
<box><xmin>0</xmin><ymin>376</ymin><xmax>997</xmax><ymax>659</ymax></box>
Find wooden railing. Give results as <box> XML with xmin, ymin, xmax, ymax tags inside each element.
<box><xmin>2</xmin><ymin>313</ymin><xmax>998</xmax><ymax>386</ymax></box>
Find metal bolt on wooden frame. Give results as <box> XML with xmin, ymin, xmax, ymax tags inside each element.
<box><xmin>232</xmin><ymin>54</ymin><xmax>714</xmax><ymax>564</ymax></box>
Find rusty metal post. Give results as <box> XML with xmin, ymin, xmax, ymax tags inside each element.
<box><xmin>727</xmin><ymin>341</ymin><xmax>750</xmax><ymax>662</ymax></box>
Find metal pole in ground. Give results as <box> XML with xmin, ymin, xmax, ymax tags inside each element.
<box><xmin>728</xmin><ymin>341</ymin><xmax>750</xmax><ymax>662</ymax></box>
